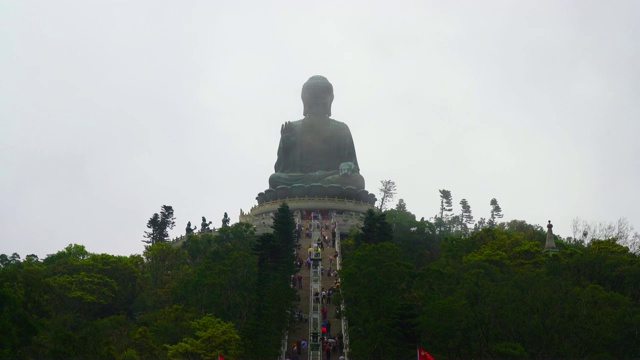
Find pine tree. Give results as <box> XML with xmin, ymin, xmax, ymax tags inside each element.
<box><xmin>488</xmin><ymin>198</ymin><xmax>503</xmax><ymax>228</ymax></box>
<box><xmin>438</xmin><ymin>189</ymin><xmax>453</xmax><ymax>233</ymax></box>
<box><xmin>143</xmin><ymin>205</ymin><xmax>176</xmax><ymax>245</ymax></box>
<box><xmin>160</xmin><ymin>205</ymin><xmax>176</xmax><ymax>235</ymax></box>
<box><xmin>460</xmin><ymin>198</ymin><xmax>474</xmax><ymax>234</ymax></box>
<box><xmin>244</xmin><ymin>203</ymin><xmax>297</xmax><ymax>358</ymax></box>
<box><xmin>358</xmin><ymin>209</ymin><xmax>393</xmax><ymax>245</ymax></box>
<box><xmin>271</xmin><ymin>203</ymin><xmax>297</xmax><ymax>274</ymax></box>
<box><xmin>144</xmin><ymin>213</ymin><xmax>162</xmax><ymax>245</ymax></box>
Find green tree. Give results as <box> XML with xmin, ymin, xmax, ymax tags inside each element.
<box><xmin>460</xmin><ymin>198</ymin><xmax>474</xmax><ymax>234</ymax></box>
<box><xmin>176</xmin><ymin>223</ymin><xmax>258</xmax><ymax>329</ymax></box>
<box><xmin>0</xmin><ymin>253</ymin><xmax>22</xmax><ymax>268</ymax></box>
<box><xmin>43</xmin><ymin>243</ymin><xmax>90</xmax><ymax>265</ymax></box>
<box><xmin>0</xmin><ymin>264</ymin><xmax>48</xmax><ymax>358</ymax></box>
<box><xmin>395</xmin><ymin>198</ymin><xmax>407</xmax><ymax>211</ymax></box>
<box><xmin>341</xmin><ymin>242</ymin><xmax>417</xmax><ymax>359</ymax></box>
<box><xmin>474</xmin><ymin>217</ymin><xmax>487</xmax><ymax>231</ymax></box>
<box><xmin>488</xmin><ymin>198</ymin><xmax>503</xmax><ymax>228</ymax></box>
<box><xmin>377</xmin><ymin>179</ymin><xmax>397</xmax><ymax>211</ymax></box>
<box><xmin>167</xmin><ymin>315</ymin><xmax>242</xmax><ymax>360</ymax></box>
<box><xmin>143</xmin><ymin>205</ymin><xmax>176</xmax><ymax>245</ymax></box>
<box><xmin>242</xmin><ymin>203</ymin><xmax>297</xmax><ymax>359</ymax></box>
<box><xmin>437</xmin><ymin>189</ymin><xmax>453</xmax><ymax>234</ymax></box>
<box><xmin>140</xmin><ymin>242</ymin><xmax>189</xmax><ymax>308</ymax></box>
<box><xmin>385</xmin><ymin>208</ymin><xmax>439</xmax><ymax>267</ymax></box>
<box><xmin>144</xmin><ymin>212</ymin><xmax>163</xmax><ymax>244</ymax></box>
<box><xmin>357</xmin><ymin>209</ymin><xmax>393</xmax><ymax>246</ymax></box>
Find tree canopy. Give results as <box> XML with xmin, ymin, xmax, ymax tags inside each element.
<box><xmin>340</xmin><ymin>202</ymin><xmax>640</xmax><ymax>360</ymax></box>
<box><xmin>3</xmin><ymin>198</ymin><xmax>640</xmax><ymax>359</ymax></box>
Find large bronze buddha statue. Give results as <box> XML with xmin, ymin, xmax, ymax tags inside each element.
<box><xmin>268</xmin><ymin>76</ymin><xmax>365</xmax><ymax>190</ymax></box>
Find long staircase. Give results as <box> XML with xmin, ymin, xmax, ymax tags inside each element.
<box><xmin>283</xmin><ymin>216</ymin><xmax>349</xmax><ymax>360</ymax></box>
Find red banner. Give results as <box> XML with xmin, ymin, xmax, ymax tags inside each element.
<box><xmin>418</xmin><ymin>347</ymin><xmax>435</xmax><ymax>360</ymax></box>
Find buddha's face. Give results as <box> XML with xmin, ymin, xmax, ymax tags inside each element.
<box><xmin>302</xmin><ymin>76</ymin><xmax>334</xmax><ymax>116</ymax></box>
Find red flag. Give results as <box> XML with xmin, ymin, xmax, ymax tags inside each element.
<box><xmin>218</xmin><ymin>356</ymin><xmax>225</xmax><ymax>360</ymax></box>
<box><xmin>418</xmin><ymin>347</ymin><xmax>435</xmax><ymax>360</ymax></box>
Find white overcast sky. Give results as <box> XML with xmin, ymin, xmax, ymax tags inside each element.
<box><xmin>1</xmin><ymin>0</ymin><xmax>639</xmax><ymax>258</ymax></box>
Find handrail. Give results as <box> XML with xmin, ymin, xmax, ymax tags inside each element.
<box><xmin>335</xmin><ymin>229</ymin><xmax>350</xmax><ymax>360</ymax></box>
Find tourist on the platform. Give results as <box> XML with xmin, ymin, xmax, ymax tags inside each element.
<box><xmin>329</xmin><ymin>255</ymin><xmax>334</xmax><ymax>266</ymax></box>
<box><xmin>306</xmin><ymin>257</ymin><xmax>311</xmax><ymax>269</ymax></box>
<box><xmin>301</xmin><ymin>339</ymin><xmax>308</xmax><ymax>351</ymax></box>
<box><xmin>297</xmin><ymin>274</ymin><xmax>303</xmax><ymax>289</ymax></box>
<box><xmin>326</xmin><ymin>320</ymin><xmax>332</xmax><ymax>337</ymax></box>
<box><xmin>328</xmin><ymin>336</ymin><xmax>336</xmax><ymax>349</ymax></box>
<box><xmin>324</xmin><ymin>341</ymin><xmax>332</xmax><ymax>360</ymax></box>
<box><xmin>321</xmin><ymin>288</ymin><xmax>326</xmax><ymax>304</ymax></box>
<box><xmin>327</xmin><ymin>266</ymin><xmax>332</xmax><ymax>277</ymax></box>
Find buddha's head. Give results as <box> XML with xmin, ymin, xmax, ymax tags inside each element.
<box><xmin>302</xmin><ymin>75</ymin><xmax>334</xmax><ymax>117</ymax></box>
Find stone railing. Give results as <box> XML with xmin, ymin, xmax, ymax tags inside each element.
<box><xmin>335</xmin><ymin>229</ymin><xmax>350</xmax><ymax>360</ymax></box>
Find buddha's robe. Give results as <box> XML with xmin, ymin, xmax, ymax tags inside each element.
<box><xmin>269</xmin><ymin>116</ymin><xmax>365</xmax><ymax>189</ymax></box>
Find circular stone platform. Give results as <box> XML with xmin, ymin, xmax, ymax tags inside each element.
<box><xmin>256</xmin><ymin>185</ymin><xmax>376</xmax><ymax>206</ymax></box>
<box><xmin>240</xmin><ymin>197</ymin><xmax>374</xmax><ymax>235</ymax></box>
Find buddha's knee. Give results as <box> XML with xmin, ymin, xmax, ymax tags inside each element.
<box><xmin>320</xmin><ymin>173</ymin><xmax>365</xmax><ymax>189</ymax></box>
<box><xmin>268</xmin><ymin>173</ymin><xmax>286</xmax><ymax>189</ymax></box>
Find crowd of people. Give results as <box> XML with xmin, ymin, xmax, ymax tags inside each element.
<box><xmin>287</xmin><ymin>210</ymin><xmax>346</xmax><ymax>360</ymax></box>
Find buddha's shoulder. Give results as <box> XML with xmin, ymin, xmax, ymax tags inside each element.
<box><xmin>287</xmin><ymin>119</ymin><xmax>306</xmax><ymax>126</ymax></box>
<box><xmin>328</xmin><ymin>118</ymin><xmax>348</xmax><ymax>126</ymax></box>
<box><xmin>288</xmin><ymin>117</ymin><xmax>351</xmax><ymax>129</ymax></box>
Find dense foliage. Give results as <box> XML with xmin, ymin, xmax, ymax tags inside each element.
<box><xmin>340</xmin><ymin>207</ymin><xmax>640</xmax><ymax>359</ymax></box>
<box><xmin>0</xmin><ymin>204</ymin><xmax>298</xmax><ymax>360</ymax></box>
<box><xmin>4</xmin><ymin>199</ymin><xmax>640</xmax><ymax>359</ymax></box>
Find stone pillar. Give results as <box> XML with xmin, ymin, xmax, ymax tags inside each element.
<box><xmin>544</xmin><ymin>220</ymin><xmax>559</xmax><ymax>254</ymax></box>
